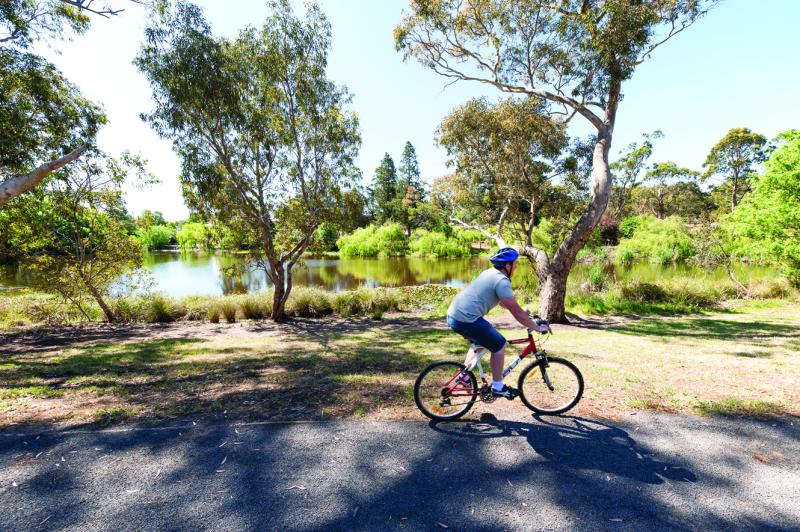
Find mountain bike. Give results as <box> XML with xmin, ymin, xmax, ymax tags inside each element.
<box><xmin>414</xmin><ymin>316</ymin><xmax>583</xmax><ymax>421</ymax></box>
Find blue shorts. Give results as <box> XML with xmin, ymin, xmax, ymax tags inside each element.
<box><xmin>446</xmin><ymin>315</ymin><xmax>507</xmax><ymax>353</ymax></box>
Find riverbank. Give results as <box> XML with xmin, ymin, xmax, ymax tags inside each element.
<box><xmin>1</xmin><ymin>303</ymin><xmax>798</xmax><ymax>429</ymax></box>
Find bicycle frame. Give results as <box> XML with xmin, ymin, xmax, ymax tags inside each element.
<box><xmin>442</xmin><ymin>333</ymin><xmax>543</xmax><ymax>397</ymax></box>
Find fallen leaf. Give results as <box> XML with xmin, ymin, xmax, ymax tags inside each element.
<box><xmin>219</xmin><ymin>441</ymin><xmax>228</xmax><ymax>448</ymax></box>
<box><xmin>60</xmin><ymin>456</ymin><xmax>65</xmax><ymax>462</ymax></box>
<box><xmin>126</xmin><ymin>490</ymin><xmax>139</xmax><ymax>494</ymax></box>
<box><xmin>12</xmin><ymin>481</ymin><xmax>17</xmax><ymax>487</ymax></box>
<box><xmin>507</xmin><ymin>479</ymin><xmax>513</xmax><ymax>487</ymax></box>
<box><xmin>437</xmin><ymin>522</ymin><xmax>449</xmax><ymax>529</ymax></box>
<box><xmin>287</xmin><ymin>485</ymin><xmax>307</xmax><ymax>491</ymax></box>
<box><xmin>35</xmin><ymin>452</ymin><xmax>43</xmax><ymax>458</ymax></box>
<box><xmin>216</xmin><ymin>470</ymin><xmax>226</xmax><ymax>473</ymax></box>
<box><xmin>610</xmin><ymin>518</ymin><xmax>623</xmax><ymax>522</ymax></box>
<box><xmin>522</xmin><ymin>502</ymin><xmax>528</xmax><ymax>507</ymax></box>
<box><xmin>155</xmin><ymin>469</ymin><xmax>162</xmax><ymax>478</ymax></box>
<box><xmin>220</xmin><ymin>456</ymin><xmax>227</xmax><ymax>466</ymax></box>
<box><xmin>38</xmin><ymin>516</ymin><xmax>51</xmax><ymax>526</ymax></box>
<box><xmin>352</xmin><ymin>507</ymin><xmax>359</xmax><ymax>517</ymax></box>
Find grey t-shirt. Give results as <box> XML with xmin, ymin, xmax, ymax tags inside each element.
<box><xmin>447</xmin><ymin>268</ymin><xmax>514</xmax><ymax>323</ymax></box>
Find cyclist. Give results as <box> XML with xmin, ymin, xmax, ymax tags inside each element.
<box><xmin>446</xmin><ymin>247</ymin><xmax>547</xmax><ymax>399</ymax></box>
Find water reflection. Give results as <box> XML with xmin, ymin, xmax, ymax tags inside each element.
<box><xmin>0</xmin><ymin>251</ymin><xmax>780</xmax><ymax>298</ymax></box>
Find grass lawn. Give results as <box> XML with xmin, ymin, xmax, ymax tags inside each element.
<box><xmin>1</xmin><ymin>302</ymin><xmax>798</xmax><ymax>428</ymax></box>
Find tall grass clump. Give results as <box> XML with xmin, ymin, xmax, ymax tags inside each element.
<box><xmin>240</xmin><ymin>293</ymin><xmax>272</xmax><ymax>320</ymax></box>
<box><xmin>337</xmin><ymin>224</ymin><xmax>408</xmax><ymax>258</ymax></box>
<box><xmin>145</xmin><ymin>294</ymin><xmax>184</xmax><ymax>323</ymax></box>
<box><xmin>286</xmin><ymin>287</ymin><xmax>333</xmax><ymax>317</ymax></box>
<box><xmin>215</xmin><ymin>301</ymin><xmax>238</xmax><ymax>323</ymax></box>
<box><xmin>616</xmin><ymin>215</ymin><xmax>695</xmax><ymax>265</ymax></box>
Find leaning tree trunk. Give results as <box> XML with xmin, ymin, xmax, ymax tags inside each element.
<box><xmin>87</xmin><ymin>283</ymin><xmax>115</xmax><ymax>323</ymax></box>
<box><xmin>539</xmin><ymin>129</ymin><xmax>614</xmax><ymax>323</ymax></box>
<box><xmin>0</xmin><ymin>144</ymin><xmax>88</xmax><ymax>209</ymax></box>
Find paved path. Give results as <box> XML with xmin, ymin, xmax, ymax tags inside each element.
<box><xmin>1</xmin><ymin>412</ymin><xmax>799</xmax><ymax>531</ymax></box>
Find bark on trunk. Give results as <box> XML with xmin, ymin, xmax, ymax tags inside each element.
<box><xmin>0</xmin><ymin>145</ymin><xmax>88</xmax><ymax>208</ymax></box>
<box><xmin>270</xmin><ymin>262</ymin><xmax>289</xmax><ymax>321</ymax></box>
<box><xmin>87</xmin><ymin>284</ymin><xmax>115</xmax><ymax>323</ymax></box>
<box><xmin>539</xmin><ymin>129</ymin><xmax>614</xmax><ymax>323</ymax></box>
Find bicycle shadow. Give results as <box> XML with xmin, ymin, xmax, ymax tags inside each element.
<box><xmin>429</xmin><ymin>413</ymin><xmax>697</xmax><ymax>485</ymax></box>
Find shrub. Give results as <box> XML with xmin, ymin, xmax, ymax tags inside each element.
<box><xmin>586</xmin><ymin>264</ymin><xmax>607</xmax><ymax>292</ymax></box>
<box><xmin>408</xmin><ymin>228</ymin><xmax>482</xmax><ymax>257</ymax></box>
<box><xmin>618</xmin><ymin>217</ymin><xmax>640</xmax><ymax>239</ymax></box>
<box><xmin>136</xmin><ymin>225</ymin><xmax>174</xmax><ymax>251</ymax></box>
<box><xmin>616</xmin><ymin>215</ymin><xmax>695</xmax><ymax>264</ymax></box>
<box><xmin>599</xmin><ymin>216</ymin><xmax>620</xmax><ymax>246</ymax></box>
<box><xmin>616</xmin><ymin>249</ymin><xmax>635</xmax><ymax>266</ymax></box>
<box><xmin>618</xmin><ymin>281</ymin><xmax>669</xmax><ymax>303</ymax></box>
<box><xmin>337</xmin><ymin>224</ymin><xmax>408</xmax><ymax>257</ymax></box>
<box><xmin>177</xmin><ymin>223</ymin><xmax>216</xmax><ymax>250</ymax></box>
<box><xmin>113</xmin><ymin>297</ymin><xmax>146</xmax><ymax>322</ymax></box>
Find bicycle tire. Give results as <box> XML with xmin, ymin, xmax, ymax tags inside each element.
<box><xmin>414</xmin><ymin>361</ymin><xmax>477</xmax><ymax>421</ymax></box>
<box><xmin>517</xmin><ymin>357</ymin><xmax>583</xmax><ymax>415</ymax></box>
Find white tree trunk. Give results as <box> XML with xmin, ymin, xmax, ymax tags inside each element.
<box><xmin>0</xmin><ymin>145</ymin><xmax>88</xmax><ymax>208</ymax></box>
<box><xmin>539</xmin><ymin>130</ymin><xmax>614</xmax><ymax>323</ymax></box>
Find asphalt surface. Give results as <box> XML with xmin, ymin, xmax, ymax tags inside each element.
<box><xmin>1</xmin><ymin>412</ymin><xmax>799</xmax><ymax>531</ymax></box>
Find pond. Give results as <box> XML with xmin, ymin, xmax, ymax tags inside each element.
<box><xmin>0</xmin><ymin>251</ymin><xmax>781</xmax><ymax>298</ymax></box>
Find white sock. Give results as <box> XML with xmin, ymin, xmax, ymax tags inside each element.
<box><xmin>492</xmin><ymin>380</ymin><xmax>505</xmax><ymax>391</ymax></box>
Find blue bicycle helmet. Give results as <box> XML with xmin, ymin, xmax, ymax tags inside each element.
<box><xmin>489</xmin><ymin>247</ymin><xmax>519</xmax><ymax>266</ymax></box>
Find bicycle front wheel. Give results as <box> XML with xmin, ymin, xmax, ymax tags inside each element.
<box><xmin>414</xmin><ymin>361</ymin><xmax>477</xmax><ymax>421</ymax></box>
<box><xmin>517</xmin><ymin>357</ymin><xmax>584</xmax><ymax>415</ymax></box>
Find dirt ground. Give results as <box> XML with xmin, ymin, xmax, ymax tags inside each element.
<box><xmin>1</xmin><ymin>303</ymin><xmax>798</xmax><ymax>429</ymax></box>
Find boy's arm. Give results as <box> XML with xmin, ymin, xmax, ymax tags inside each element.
<box><xmin>499</xmin><ymin>296</ymin><xmax>545</xmax><ymax>331</ymax></box>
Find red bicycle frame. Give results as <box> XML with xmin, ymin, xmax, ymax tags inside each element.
<box><xmin>442</xmin><ymin>333</ymin><xmax>540</xmax><ymax>397</ymax></box>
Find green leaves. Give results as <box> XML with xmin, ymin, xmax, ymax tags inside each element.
<box><xmin>0</xmin><ymin>49</ymin><xmax>105</xmax><ymax>178</ymax></box>
<box><xmin>726</xmin><ymin>130</ymin><xmax>800</xmax><ymax>286</ymax></box>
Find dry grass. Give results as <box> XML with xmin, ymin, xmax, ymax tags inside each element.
<box><xmin>1</xmin><ymin>303</ymin><xmax>798</xmax><ymax>428</ymax></box>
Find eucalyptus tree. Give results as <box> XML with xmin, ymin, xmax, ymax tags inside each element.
<box><xmin>395</xmin><ymin>0</ymin><xmax>717</xmax><ymax>321</ymax></box>
<box><xmin>643</xmin><ymin>161</ymin><xmax>698</xmax><ymax>219</ymax></box>
<box><xmin>703</xmin><ymin>127</ymin><xmax>767</xmax><ymax>211</ymax></box>
<box><xmin>0</xmin><ymin>152</ymin><xmax>149</xmax><ymax>322</ymax></box>
<box><xmin>435</xmin><ymin>96</ymin><xmax>569</xmax><ymax>288</ymax></box>
<box><xmin>609</xmin><ymin>130</ymin><xmax>663</xmax><ymax>218</ymax></box>
<box><xmin>0</xmin><ymin>0</ymin><xmax>139</xmax><ymax>208</ymax></box>
<box><xmin>136</xmin><ymin>0</ymin><xmax>360</xmax><ymax>320</ymax></box>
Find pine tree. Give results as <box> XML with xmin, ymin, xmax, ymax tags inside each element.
<box><xmin>372</xmin><ymin>153</ymin><xmax>398</xmax><ymax>223</ymax></box>
<box><xmin>398</xmin><ymin>141</ymin><xmax>424</xmax><ymax>201</ymax></box>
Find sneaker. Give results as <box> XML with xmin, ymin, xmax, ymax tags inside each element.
<box><xmin>491</xmin><ymin>384</ymin><xmax>518</xmax><ymax>400</ymax></box>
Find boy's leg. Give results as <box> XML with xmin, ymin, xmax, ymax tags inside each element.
<box><xmin>490</xmin><ymin>346</ymin><xmax>505</xmax><ymax>382</ymax></box>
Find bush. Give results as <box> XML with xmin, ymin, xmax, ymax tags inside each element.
<box><xmin>616</xmin><ymin>249</ymin><xmax>635</xmax><ymax>266</ymax></box>
<box><xmin>599</xmin><ymin>216</ymin><xmax>619</xmax><ymax>246</ymax></box>
<box><xmin>618</xmin><ymin>281</ymin><xmax>669</xmax><ymax>303</ymax></box>
<box><xmin>616</xmin><ymin>215</ymin><xmax>695</xmax><ymax>264</ymax></box>
<box><xmin>618</xmin><ymin>217</ymin><xmax>640</xmax><ymax>239</ymax></box>
<box><xmin>136</xmin><ymin>225</ymin><xmax>174</xmax><ymax>251</ymax></box>
<box><xmin>177</xmin><ymin>223</ymin><xmax>216</xmax><ymax>250</ymax></box>
<box><xmin>586</xmin><ymin>264</ymin><xmax>607</xmax><ymax>292</ymax></box>
<box><xmin>407</xmin><ymin>228</ymin><xmax>483</xmax><ymax>257</ymax></box>
<box><xmin>337</xmin><ymin>224</ymin><xmax>408</xmax><ymax>258</ymax></box>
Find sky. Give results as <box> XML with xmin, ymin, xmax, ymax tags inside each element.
<box><xmin>37</xmin><ymin>0</ymin><xmax>800</xmax><ymax>221</ymax></box>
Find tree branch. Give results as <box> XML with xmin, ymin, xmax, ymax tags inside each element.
<box><xmin>0</xmin><ymin>144</ymin><xmax>88</xmax><ymax>208</ymax></box>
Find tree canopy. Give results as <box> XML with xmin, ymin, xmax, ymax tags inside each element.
<box><xmin>136</xmin><ymin>0</ymin><xmax>361</xmax><ymax>319</ymax></box>
<box><xmin>703</xmin><ymin>127</ymin><xmax>767</xmax><ymax>210</ymax></box>
<box><xmin>727</xmin><ymin>130</ymin><xmax>800</xmax><ymax>287</ymax></box>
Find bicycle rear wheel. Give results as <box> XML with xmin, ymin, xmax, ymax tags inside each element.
<box><xmin>517</xmin><ymin>357</ymin><xmax>583</xmax><ymax>415</ymax></box>
<box><xmin>414</xmin><ymin>361</ymin><xmax>477</xmax><ymax>421</ymax></box>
